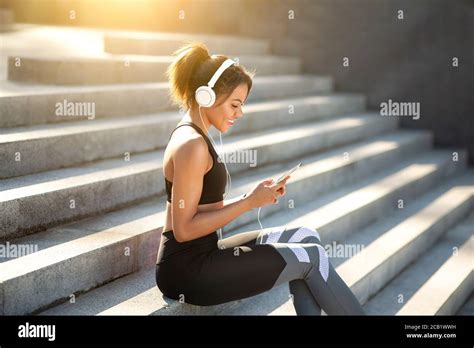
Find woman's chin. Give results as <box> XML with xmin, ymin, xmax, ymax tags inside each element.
<box><xmin>219</xmin><ymin>124</ymin><xmax>230</xmax><ymax>133</ymax></box>
<box><xmin>216</xmin><ymin>120</ymin><xmax>231</xmax><ymax>133</ymax></box>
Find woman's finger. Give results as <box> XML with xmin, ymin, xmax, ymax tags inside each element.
<box><xmin>263</xmin><ymin>179</ymin><xmax>274</xmax><ymax>185</ymax></box>
<box><xmin>272</xmin><ymin>177</ymin><xmax>289</xmax><ymax>190</ymax></box>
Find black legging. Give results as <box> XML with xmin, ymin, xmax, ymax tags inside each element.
<box><xmin>155</xmin><ymin>225</ymin><xmax>365</xmax><ymax>315</ymax></box>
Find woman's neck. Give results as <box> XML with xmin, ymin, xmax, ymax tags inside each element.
<box><xmin>183</xmin><ymin>108</ymin><xmax>210</xmax><ymax>134</ymax></box>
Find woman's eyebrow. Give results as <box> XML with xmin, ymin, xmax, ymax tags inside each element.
<box><xmin>232</xmin><ymin>98</ymin><xmax>243</xmax><ymax>103</ymax></box>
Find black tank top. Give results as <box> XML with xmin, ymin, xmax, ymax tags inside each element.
<box><xmin>164</xmin><ymin>121</ymin><xmax>227</xmax><ymax>205</ymax></box>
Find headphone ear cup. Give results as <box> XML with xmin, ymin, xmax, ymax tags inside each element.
<box><xmin>195</xmin><ymin>86</ymin><xmax>216</xmax><ymax>107</ymax></box>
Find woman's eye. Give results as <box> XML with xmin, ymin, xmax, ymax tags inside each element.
<box><xmin>232</xmin><ymin>105</ymin><xmax>239</xmax><ymax>108</ymax></box>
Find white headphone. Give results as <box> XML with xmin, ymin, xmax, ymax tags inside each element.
<box><xmin>195</xmin><ymin>58</ymin><xmax>236</xmax><ymax>107</ymax></box>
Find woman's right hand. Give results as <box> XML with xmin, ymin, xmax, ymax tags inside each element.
<box><xmin>246</xmin><ymin>176</ymin><xmax>290</xmax><ymax>209</ymax></box>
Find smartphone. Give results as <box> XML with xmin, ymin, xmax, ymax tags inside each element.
<box><xmin>274</xmin><ymin>162</ymin><xmax>302</xmax><ymax>184</ymax></box>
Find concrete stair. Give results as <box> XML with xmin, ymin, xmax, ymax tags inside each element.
<box><xmin>103</xmin><ymin>31</ymin><xmax>270</xmax><ymax>56</ymax></box>
<box><xmin>0</xmin><ymin>75</ymin><xmax>333</xmax><ymax>128</ymax></box>
<box><xmin>365</xmin><ymin>211</ymin><xmax>473</xmax><ymax>315</ymax></box>
<box><xmin>456</xmin><ymin>294</ymin><xmax>474</xmax><ymax>315</ymax></box>
<box><xmin>0</xmin><ymin>27</ymin><xmax>472</xmax><ymax>316</ymax></box>
<box><xmin>7</xmin><ymin>54</ymin><xmax>301</xmax><ymax>85</ymax></box>
<box><xmin>1</xmin><ymin>111</ymin><xmax>404</xmax><ymax>239</ymax></box>
<box><xmin>0</xmin><ymin>94</ymin><xmax>366</xmax><ymax>178</ymax></box>
<box><xmin>231</xmin><ymin>177</ymin><xmax>474</xmax><ymax>316</ymax></box>
<box><xmin>38</xmin><ymin>170</ymin><xmax>474</xmax><ymax>316</ymax></box>
<box><xmin>1</xmin><ymin>148</ymin><xmax>468</xmax><ymax>315</ymax></box>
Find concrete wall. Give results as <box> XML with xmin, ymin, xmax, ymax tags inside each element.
<box><xmin>238</xmin><ymin>0</ymin><xmax>474</xmax><ymax>164</ymax></box>
<box><xmin>2</xmin><ymin>0</ymin><xmax>472</xmax><ymax>163</ymax></box>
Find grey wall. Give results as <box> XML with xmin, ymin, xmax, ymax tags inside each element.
<box><xmin>238</xmin><ymin>0</ymin><xmax>474</xmax><ymax>163</ymax></box>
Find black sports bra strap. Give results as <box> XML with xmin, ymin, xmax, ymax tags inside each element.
<box><xmin>168</xmin><ymin>122</ymin><xmax>217</xmax><ymax>155</ymax></box>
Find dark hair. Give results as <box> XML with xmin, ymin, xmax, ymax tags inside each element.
<box><xmin>166</xmin><ymin>41</ymin><xmax>255</xmax><ymax>111</ymax></box>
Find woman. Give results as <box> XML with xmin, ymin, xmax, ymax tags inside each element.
<box><xmin>155</xmin><ymin>42</ymin><xmax>365</xmax><ymax>315</ymax></box>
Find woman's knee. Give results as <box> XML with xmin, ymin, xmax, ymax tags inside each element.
<box><xmin>269</xmin><ymin>242</ymin><xmax>329</xmax><ymax>283</ymax></box>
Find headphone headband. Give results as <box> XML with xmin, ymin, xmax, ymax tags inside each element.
<box><xmin>195</xmin><ymin>57</ymin><xmax>236</xmax><ymax>108</ymax></box>
<box><xmin>207</xmin><ymin>58</ymin><xmax>236</xmax><ymax>88</ymax></box>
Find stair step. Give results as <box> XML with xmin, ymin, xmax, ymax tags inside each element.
<box><xmin>26</xmin><ymin>148</ymin><xmax>465</xmax><ymax>316</ymax></box>
<box><xmin>222</xmin><ymin>130</ymin><xmax>433</xmax><ymax>233</ymax></box>
<box><xmin>0</xmin><ymin>94</ymin><xmax>367</xmax><ymax>178</ymax></box>
<box><xmin>0</xmin><ymin>129</ymin><xmax>432</xmax><ymax>242</ymax></box>
<box><xmin>231</xmin><ymin>172</ymin><xmax>474</xmax><ymax>315</ymax></box>
<box><xmin>0</xmin><ymin>197</ymin><xmax>165</xmax><ymax>315</ymax></box>
<box><xmin>337</xmin><ymin>172</ymin><xmax>474</xmax><ymax>305</ymax></box>
<box><xmin>0</xmin><ymin>75</ymin><xmax>334</xmax><ymax>128</ymax></box>
<box><xmin>38</xmin><ymin>268</ymin><xmax>170</xmax><ymax>315</ymax></box>
<box><xmin>38</xmin><ymin>159</ymin><xmax>471</xmax><ymax>316</ymax></box>
<box><xmin>364</xmin><ymin>210</ymin><xmax>474</xmax><ymax>315</ymax></box>
<box><xmin>227</xmin><ymin>149</ymin><xmax>467</xmax><ymax>243</ymax></box>
<box><xmin>7</xmin><ymin>54</ymin><xmax>301</xmax><ymax>85</ymax></box>
<box><xmin>456</xmin><ymin>294</ymin><xmax>474</xmax><ymax>315</ymax></box>
<box><xmin>103</xmin><ymin>31</ymin><xmax>270</xmax><ymax>56</ymax></box>
<box><xmin>0</xmin><ymin>114</ymin><xmax>401</xmax><ymax>241</ymax></box>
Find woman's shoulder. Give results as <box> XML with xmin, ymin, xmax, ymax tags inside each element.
<box><xmin>172</xmin><ymin>130</ymin><xmax>209</xmax><ymax>161</ymax></box>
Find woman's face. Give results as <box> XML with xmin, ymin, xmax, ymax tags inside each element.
<box><xmin>206</xmin><ymin>83</ymin><xmax>249</xmax><ymax>133</ymax></box>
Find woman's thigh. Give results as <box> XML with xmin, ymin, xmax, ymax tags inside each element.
<box><xmin>193</xmin><ymin>241</ymin><xmax>324</xmax><ymax>305</ymax></box>
<box><xmin>177</xmin><ymin>243</ymin><xmax>289</xmax><ymax>306</ymax></box>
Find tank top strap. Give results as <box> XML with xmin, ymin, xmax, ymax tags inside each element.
<box><xmin>168</xmin><ymin>122</ymin><xmax>218</xmax><ymax>157</ymax></box>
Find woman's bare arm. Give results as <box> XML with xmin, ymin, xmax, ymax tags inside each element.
<box><xmin>171</xmin><ymin>136</ymin><xmax>253</xmax><ymax>242</ymax></box>
<box><xmin>222</xmin><ymin>194</ymin><xmax>247</xmax><ymax>207</ymax></box>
